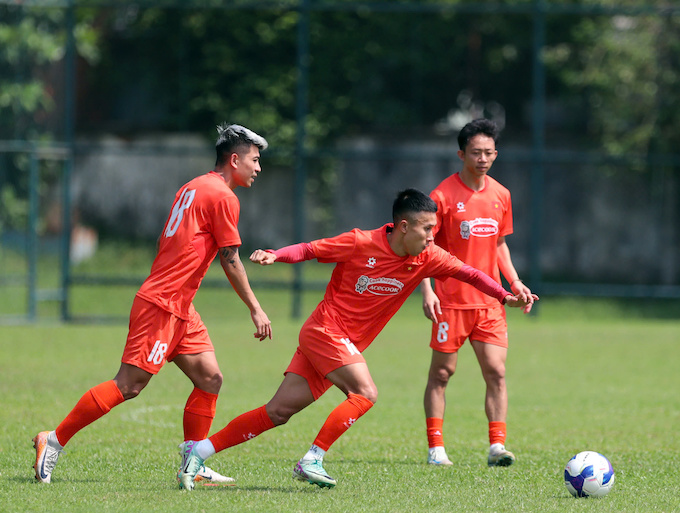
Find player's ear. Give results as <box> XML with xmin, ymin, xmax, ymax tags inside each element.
<box><xmin>230</xmin><ymin>152</ymin><xmax>239</xmax><ymax>167</ymax></box>
<box><xmin>457</xmin><ymin>149</ymin><xmax>465</xmax><ymax>161</ymax></box>
<box><xmin>398</xmin><ymin>219</ymin><xmax>409</xmax><ymax>233</ymax></box>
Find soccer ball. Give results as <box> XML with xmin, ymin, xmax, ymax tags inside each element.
<box><xmin>564</xmin><ymin>451</ymin><xmax>615</xmax><ymax>498</ymax></box>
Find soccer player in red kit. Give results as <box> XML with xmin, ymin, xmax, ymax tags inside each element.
<box><xmin>176</xmin><ymin>188</ymin><xmax>537</xmax><ymax>490</ymax></box>
<box><xmin>33</xmin><ymin>124</ymin><xmax>273</xmax><ymax>485</ymax></box>
<box><xmin>420</xmin><ymin>118</ymin><xmax>535</xmax><ymax>468</ymax></box>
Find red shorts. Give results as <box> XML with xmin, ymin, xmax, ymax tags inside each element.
<box><xmin>429</xmin><ymin>304</ymin><xmax>508</xmax><ymax>353</ymax></box>
<box><xmin>285</xmin><ymin>315</ymin><xmax>367</xmax><ymax>400</ymax></box>
<box><xmin>121</xmin><ymin>296</ymin><xmax>213</xmax><ymax>374</ymax></box>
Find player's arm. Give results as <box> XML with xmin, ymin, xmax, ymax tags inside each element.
<box><xmin>451</xmin><ymin>264</ymin><xmax>539</xmax><ymax>309</ymax></box>
<box><xmin>420</xmin><ymin>278</ymin><xmax>441</xmax><ymax>323</ymax></box>
<box><xmin>219</xmin><ymin>245</ymin><xmax>272</xmax><ymax>341</ymax></box>
<box><xmin>497</xmin><ymin>236</ymin><xmax>534</xmax><ymax>313</ymax></box>
<box><xmin>250</xmin><ymin>242</ymin><xmax>315</xmax><ymax>265</ymax></box>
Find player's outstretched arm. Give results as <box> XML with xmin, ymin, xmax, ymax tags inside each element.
<box><xmin>250</xmin><ymin>242</ymin><xmax>315</xmax><ymax>265</ymax></box>
<box><xmin>250</xmin><ymin>249</ymin><xmax>277</xmax><ymax>265</ymax></box>
<box><xmin>220</xmin><ymin>245</ymin><xmax>272</xmax><ymax>340</ymax></box>
<box><xmin>503</xmin><ymin>293</ymin><xmax>539</xmax><ymax>309</ymax></box>
<box><xmin>451</xmin><ymin>263</ymin><xmax>539</xmax><ymax>309</ymax></box>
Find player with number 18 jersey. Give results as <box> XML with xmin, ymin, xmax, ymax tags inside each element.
<box><xmin>125</xmin><ymin>171</ymin><xmax>242</xmax><ymax>373</ymax></box>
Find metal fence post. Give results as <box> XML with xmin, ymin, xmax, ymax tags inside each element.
<box><xmin>61</xmin><ymin>0</ymin><xmax>76</xmax><ymax>321</ymax></box>
<box><xmin>530</xmin><ymin>0</ymin><xmax>546</xmax><ymax>300</ymax></box>
<box><xmin>292</xmin><ymin>0</ymin><xmax>310</xmax><ymax>319</ymax></box>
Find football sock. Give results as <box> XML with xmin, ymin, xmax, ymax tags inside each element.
<box><xmin>426</xmin><ymin>417</ymin><xmax>445</xmax><ymax>448</ymax></box>
<box><xmin>47</xmin><ymin>431</ymin><xmax>64</xmax><ymax>451</ymax></box>
<box><xmin>208</xmin><ymin>405</ymin><xmax>275</xmax><ymax>453</ymax></box>
<box><xmin>193</xmin><ymin>439</ymin><xmax>217</xmax><ymax>460</ymax></box>
<box><xmin>183</xmin><ymin>387</ymin><xmax>218</xmax><ymax>440</ymax></box>
<box><xmin>489</xmin><ymin>421</ymin><xmax>507</xmax><ymax>446</ymax></box>
<box><xmin>301</xmin><ymin>444</ymin><xmax>326</xmax><ymax>463</ymax></box>
<box><xmin>55</xmin><ymin>380</ymin><xmax>125</xmax><ymax>446</ymax></box>
<box><xmin>312</xmin><ymin>393</ymin><xmax>374</xmax><ymax>452</ymax></box>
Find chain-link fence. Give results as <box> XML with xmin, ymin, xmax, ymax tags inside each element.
<box><xmin>2</xmin><ymin>0</ymin><xmax>679</xmax><ymax>322</ymax></box>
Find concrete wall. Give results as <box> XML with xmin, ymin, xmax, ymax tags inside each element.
<box><xmin>72</xmin><ymin>134</ymin><xmax>679</xmax><ymax>286</ymax></box>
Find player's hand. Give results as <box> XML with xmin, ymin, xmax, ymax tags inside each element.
<box><xmin>511</xmin><ymin>281</ymin><xmax>537</xmax><ymax>314</ymax></box>
<box><xmin>250</xmin><ymin>249</ymin><xmax>277</xmax><ymax>265</ymax></box>
<box><xmin>504</xmin><ymin>292</ymin><xmax>539</xmax><ymax>310</ymax></box>
<box><xmin>422</xmin><ymin>288</ymin><xmax>442</xmax><ymax>323</ymax></box>
<box><xmin>251</xmin><ymin>307</ymin><xmax>272</xmax><ymax>340</ymax></box>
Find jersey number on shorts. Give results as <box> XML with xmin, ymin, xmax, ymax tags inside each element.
<box><xmin>341</xmin><ymin>337</ymin><xmax>360</xmax><ymax>356</ymax></box>
<box><xmin>437</xmin><ymin>322</ymin><xmax>449</xmax><ymax>343</ymax></box>
<box><xmin>165</xmin><ymin>188</ymin><xmax>196</xmax><ymax>237</ymax></box>
<box><xmin>147</xmin><ymin>340</ymin><xmax>168</xmax><ymax>365</ymax></box>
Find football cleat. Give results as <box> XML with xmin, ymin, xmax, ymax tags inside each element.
<box><xmin>488</xmin><ymin>445</ymin><xmax>516</xmax><ymax>467</ymax></box>
<box><xmin>178</xmin><ymin>441</ymin><xmax>204</xmax><ymax>491</ymax></box>
<box><xmin>194</xmin><ymin>464</ymin><xmax>235</xmax><ymax>485</ymax></box>
<box><xmin>293</xmin><ymin>459</ymin><xmax>337</xmax><ymax>488</ymax></box>
<box><xmin>427</xmin><ymin>446</ymin><xmax>453</xmax><ymax>466</ymax></box>
<box><xmin>33</xmin><ymin>431</ymin><xmax>64</xmax><ymax>484</ymax></box>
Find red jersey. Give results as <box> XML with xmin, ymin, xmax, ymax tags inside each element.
<box><xmin>137</xmin><ymin>171</ymin><xmax>241</xmax><ymax>319</ymax></box>
<box><xmin>308</xmin><ymin>224</ymin><xmax>464</xmax><ymax>348</ymax></box>
<box><xmin>431</xmin><ymin>173</ymin><xmax>513</xmax><ymax>309</ymax></box>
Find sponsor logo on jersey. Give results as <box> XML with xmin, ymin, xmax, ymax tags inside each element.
<box><xmin>456</xmin><ymin>201</ymin><xmax>466</xmax><ymax>213</ymax></box>
<box><xmin>366</xmin><ymin>257</ymin><xmax>376</xmax><ymax>268</ymax></box>
<box><xmin>460</xmin><ymin>217</ymin><xmax>499</xmax><ymax>240</ymax></box>
<box><xmin>355</xmin><ymin>275</ymin><xmax>404</xmax><ymax>295</ymax></box>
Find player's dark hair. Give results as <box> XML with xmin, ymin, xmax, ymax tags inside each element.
<box><xmin>392</xmin><ymin>188</ymin><xmax>437</xmax><ymax>223</ymax></box>
<box><xmin>457</xmin><ymin>118</ymin><xmax>499</xmax><ymax>151</ymax></box>
<box><xmin>215</xmin><ymin>123</ymin><xmax>268</xmax><ymax>166</ymax></box>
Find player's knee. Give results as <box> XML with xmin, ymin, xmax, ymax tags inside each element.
<box><xmin>431</xmin><ymin>366</ymin><xmax>454</xmax><ymax>386</ymax></box>
<box><xmin>195</xmin><ymin>370</ymin><xmax>222</xmax><ymax>394</ymax></box>
<box><xmin>484</xmin><ymin>364</ymin><xmax>505</xmax><ymax>384</ymax></box>
<box><xmin>208</xmin><ymin>371</ymin><xmax>223</xmax><ymax>393</ymax></box>
<box><xmin>118</xmin><ymin>384</ymin><xmax>144</xmax><ymax>400</ymax></box>
<box><xmin>354</xmin><ymin>385</ymin><xmax>378</xmax><ymax>404</ymax></box>
<box><xmin>266</xmin><ymin>403</ymin><xmax>296</xmax><ymax>426</ymax></box>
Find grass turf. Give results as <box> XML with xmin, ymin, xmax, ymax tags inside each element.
<box><xmin>1</xmin><ymin>291</ymin><xmax>679</xmax><ymax>512</ymax></box>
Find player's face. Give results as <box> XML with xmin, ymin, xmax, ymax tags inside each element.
<box><xmin>232</xmin><ymin>145</ymin><xmax>262</xmax><ymax>188</ymax></box>
<box><xmin>402</xmin><ymin>211</ymin><xmax>437</xmax><ymax>256</ymax></box>
<box><xmin>458</xmin><ymin>134</ymin><xmax>497</xmax><ymax>178</ymax></box>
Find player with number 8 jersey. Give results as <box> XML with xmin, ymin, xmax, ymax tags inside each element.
<box><xmin>32</xmin><ymin>123</ymin><xmax>273</xmax><ymax>487</ymax></box>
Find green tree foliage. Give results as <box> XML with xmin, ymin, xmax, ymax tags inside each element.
<box><xmin>0</xmin><ymin>4</ymin><xmax>99</xmax><ymax>230</ymax></box>
<box><xmin>543</xmin><ymin>9</ymin><xmax>680</xmax><ymax>156</ymax></box>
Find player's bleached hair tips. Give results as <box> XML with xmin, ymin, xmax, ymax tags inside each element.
<box><xmin>216</xmin><ymin>123</ymin><xmax>268</xmax><ymax>150</ymax></box>
<box><xmin>392</xmin><ymin>188</ymin><xmax>437</xmax><ymax>223</ymax></box>
<box><xmin>457</xmin><ymin>118</ymin><xmax>499</xmax><ymax>151</ymax></box>
<box><xmin>215</xmin><ymin>123</ymin><xmax>268</xmax><ymax>165</ymax></box>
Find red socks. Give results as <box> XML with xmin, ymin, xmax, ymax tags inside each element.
<box><xmin>426</xmin><ymin>417</ymin><xmax>445</xmax><ymax>448</ymax></box>
<box><xmin>489</xmin><ymin>421</ymin><xmax>507</xmax><ymax>446</ymax></box>
<box><xmin>183</xmin><ymin>387</ymin><xmax>218</xmax><ymax>441</ymax></box>
<box><xmin>313</xmin><ymin>393</ymin><xmax>374</xmax><ymax>451</ymax></box>
<box><xmin>208</xmin><ymin>405</ymin><xmax>275</xmax><ymax>453</ymax></box>
<box><xmin>428</xmin><ymin>419</ymin><xmax>507</xmax><ymax>448</ymax></box>
<box><xmin>55</xmin><ymin>380</ymin><xmax>125</xmax><ymax>446</ymax></box>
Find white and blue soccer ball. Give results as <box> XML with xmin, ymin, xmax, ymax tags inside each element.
<box><xmin>564</xmin><ymin>451</ymin><xmax>615</xmax><ymax>498</ymax></box>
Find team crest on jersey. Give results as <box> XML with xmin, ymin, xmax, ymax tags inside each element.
<box><xmin>460</xmin><ymin>217</ymin><xmax>499</xmax><ymax>240</ymax></box>
<box><xmin>355</xmin><ymin>275</ymin><xmax>404</xmax><ymax>295</ymax></box>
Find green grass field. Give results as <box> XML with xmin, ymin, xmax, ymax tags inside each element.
<box><xmin>1</xmin><ymin>289</ymin><xmax>679</xmax><ymax>512</ymax></box>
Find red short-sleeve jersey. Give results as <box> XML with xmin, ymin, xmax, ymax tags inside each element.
<box><xmin>430</xmin><ymin>173</ymin><xmax>513</xmax><ymax>308</ymax></box>
<box><xmin>308</xmin><ymin>224</ymin><xmax>464</xmax><ymax>349</ymax></box>
<box><xmin>137</xmin><ymin>171</ymin><xmax>241</xmax><ymax>319</ymax></box>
